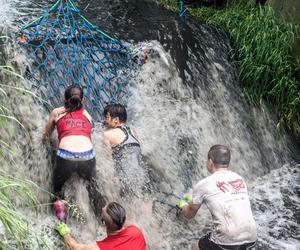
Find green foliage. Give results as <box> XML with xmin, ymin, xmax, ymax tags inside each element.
<box><xmin>157</xmin><ymin>0</ymin><xmax>300</xmax><ymax>139</ymax></box>
<box><xmin>0</xmin><ymin>175</ymin><xmax>39</xmax><ymax>249</ymax></box>
<box><xmin>0</xmin><ymin>166</ymin><xmax>52</xmax><ymax>249</ymax></box>
<box><xmin>0</xmin><ymin>41</ymin><xmax>52</xmax><ymax>249</ymax></box>
<box><xmin>0</xmin><ymin>66</ymin><xmax>25</xmax><ymax>163</ymax></box>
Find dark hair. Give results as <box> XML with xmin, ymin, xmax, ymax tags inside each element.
<box><xmin>103</xmin><ymin>103</ymin><xmax>127</xmax><ymax>123</ymax></box>
<box><xmin>106</xmin><ymin>202</ymin><xmax>126</xmax><ymax>230</ymax></box>
<box><xmin>64</xmin><ymin>85</ymin><xmax>83</xmax><ymax>112</ymax></box>
<box><xmin>208</xmin><ymin>145</ymin><xmax>231</xmax><ymax>167</ymax></box>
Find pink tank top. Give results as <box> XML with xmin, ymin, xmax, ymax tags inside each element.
<box><xmin>56</xmin><ymin>108</ymin><xmax>91</xmax><ymax>141</ymax></box>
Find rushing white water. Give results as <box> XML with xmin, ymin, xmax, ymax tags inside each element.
<box><xmin>0</xmin><ymin>0</ymin><xmax>299</xmax><ymax>249</ymax></box>
<box><xmin>0</xmin><ymin>0</ymin><xmax>18</xmax><ymax>26</ymax></box>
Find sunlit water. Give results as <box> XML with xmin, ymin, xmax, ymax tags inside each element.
<box><xmin>0</xmin><ymin>0</ymin><xmax>299</xmax><ymax>249</ymax></box>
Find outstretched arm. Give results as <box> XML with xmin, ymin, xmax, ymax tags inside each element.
<box><xmin>56</xmin><ymin>223</ymin><xmax>100</xmax><ymax>250</ymax></box>
<box><xmin>63</xmin><ymin>234</ymin><xmax>99</xmax><ymax>250</ymax></box>
<box><xmin>181</xmin><ymin>203</ymin><xmax>201</xmax><ymax>219</ymax></box>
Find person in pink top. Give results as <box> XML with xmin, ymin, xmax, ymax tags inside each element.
<box><xmin>177</xmin><ymin>145</ymin><xmax>257</xmax><ymax>250</ymax></box>
<box><xmin>55</xmin><ymin>202</ymin><xmax>146</xmax><ymax>250</ymax></box>
<box><xmin>43</xmin><ymin>85</ymin><xmax>105</xmax><ymax>217</ymax></box>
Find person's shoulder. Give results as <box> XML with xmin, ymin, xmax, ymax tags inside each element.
<box><xmin>125</xmin><ymin>224</ymin><xmax>143</xmax><ymax>232</ymax></box>
<box><xmin>83</xmin><ymin>109</ymin><xmax>92</xmax><ymax>122</ymax></box>
<box><xmin>198</xmin><ymin>174</ymin><xmax>214</xmax><ymax>184</ymax></box>
<box><xmin>125</xmin><ymin>224</ymin><xmax>145</xmax><ymax>238</ymax></box>
<box><xmin>103</xmin><ymin>129</ymin><xmax>114</xmax><ymax>137</ymax></box>
<box><xmin>227</xmin><ymin>170</ymin><xmax>245</xmax><ymax>179</ymax></box>
<box><xmin>193</xmin><ymin>174</ymin><xmax>214</xmax><ymax>190</ymax></box>
<box><xmin>104</xmin><ymin>128</ymin><xmax>122</xmax><ymax>136</ymax></box>
<box><xmin>53</xmin><ymin>106</ymin><xmax>65</xmax><ymax>111</ymax></box>
<box><xmin>51</xmin><ymin>107</ymin><xmax>65</xmax><ymax>117</ymax></box>
<box><xmin>103</xmin><ymin>129</ymin><xmax>116</xmax><ymax>143</ymax></box>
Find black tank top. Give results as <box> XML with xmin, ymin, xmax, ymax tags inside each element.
<box><xmin>112</xmin><ymin>126</ymin><xmax>140</xmax><ymax>155</ymax></box>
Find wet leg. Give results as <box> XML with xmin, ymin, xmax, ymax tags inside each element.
<box><xmin>53</xmin><ymin>156</ymin><xmax>75</xmax><ymax>199</ymax></box>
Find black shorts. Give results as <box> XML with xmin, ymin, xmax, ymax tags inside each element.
<box><xmin>53</xmin><ymin>155</ymin><xmax>97</xmax><ymax>196</ymax></box>
<box><xmin>198</xmin><ymin>233</ymin><xmax>256</xmax><ymax>250</ymax></box>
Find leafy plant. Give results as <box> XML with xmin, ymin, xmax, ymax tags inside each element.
<box><xmin>0</xmin><ymin>175</ymin><xmax>37</xmax><ymax>249</ymax></box>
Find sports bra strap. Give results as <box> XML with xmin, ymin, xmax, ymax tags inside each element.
<box><xmin>113</xmin><ymin>125</ymin><xmax>139</xmax><ymax>149</ymax></box>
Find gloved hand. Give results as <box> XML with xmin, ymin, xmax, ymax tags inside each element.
<box><xmin>55</xmin><ymin>222</ymin><xmax>71</xmax><ymax>237</ymax></box>
<box><xmin>176</xmin><ymin>194</ymin><xmax>192</xmax><ymax>209</ymax></box>
<box><xmin>183</xmin><ymin>194</ymin><xmax>192</xmax><ymax>203</ymax></box>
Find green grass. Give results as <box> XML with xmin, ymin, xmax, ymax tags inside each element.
<box><xmin>0</xmin><ymin>175</ymin><xmax>38</xmax><ymax>249</ymax></box>
<box><xmin>0</xmin><ymin>38</ymin><xmax>53</xmax><ymax>249</ymax></box>
<box><xmin>157</xmin><ymin>0</ymin><xmax>300</xmax><ymax>140</ymax></box>
<box><xmin>0</xmin><ymin>85</ymin><xmax>53</xmax><ymax>249</ymax></box>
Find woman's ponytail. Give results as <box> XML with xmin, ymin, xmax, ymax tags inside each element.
<box><xmin>64</xmin><ymin>85</ymin><xmax>83</xmax><ymax>113</ymax></box>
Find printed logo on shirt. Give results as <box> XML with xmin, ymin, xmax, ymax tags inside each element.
<box><xmin>216</xmin><ymin>179</ymin><xmax>246</xmax><ymax>194</ymax></box>
<box><xmin>65</xmin><ymin>119</ymin><xmax>86</xmax><ymax>128</ymax></box>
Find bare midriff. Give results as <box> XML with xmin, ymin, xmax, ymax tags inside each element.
<box><xmin>58</xmin><ymin>135</ymin><xmax>93</xmax><ymax>152</ymax></box>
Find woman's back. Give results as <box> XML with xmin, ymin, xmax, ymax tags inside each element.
<box><xmin>55</xmin><ymin>106</ymin><xmax>93</xmax><ymax>152</ymax></box>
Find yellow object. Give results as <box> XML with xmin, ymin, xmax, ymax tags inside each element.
<box><xmin>176</xmin><ymin>200</ymin><xmax>188</xmax><ymax>209</ymax></box>
<box><xmin>176</xmin><ymin>194</ymin><xmax>192</xmax><ymax>209</ymax></box>
<box><xmin>55</xmin><ymin>222</ymin><xmax>71</xmax><ymax>237</ymax></box>
<box><xmin>183</xmin><ymin>194</ymin><xmax>192</xmax><ymax>202</ymax></box>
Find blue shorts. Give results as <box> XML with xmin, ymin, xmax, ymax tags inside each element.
<box><xmin>198</xmin><ymin>233</ymin><xmax>256</xmax><ymax>250</ymax></box>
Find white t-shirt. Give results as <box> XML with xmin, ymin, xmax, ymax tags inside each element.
<box><xmin>192</xmin><ymin>170</ymin><xmax>257</xmax><ymax>245</ymax></box>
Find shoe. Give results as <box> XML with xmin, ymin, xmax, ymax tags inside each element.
<box><xmin>53</xmin><ymin>199</ymin><xmax>67</xmax><ymax>222</ymax></box>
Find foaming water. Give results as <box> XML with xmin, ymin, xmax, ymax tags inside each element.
<box><xmin>0</xmin><ymin>0</ymin><xmax>299</xmax><ymax>249</ymax></box>
<box><xmin>0</xmin><ymin>0</ymin><xmax>18</xmax><ymax>26</ymax></box>
<box><xmin>250</xmin><ymin>164</ymin><xmax>300</xmax><ymax>250</ymax></box>
<box><xmin>124</xmin><ymin>41</ymin><xmax>300</xmax><ymax>249</ymax></box>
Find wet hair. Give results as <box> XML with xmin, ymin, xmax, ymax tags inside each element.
<box><xmin>105</xmin><ymin>202</ymin><xmax>126</xmax><ymax>231</ymax></box>
<box><xmin>64</xmin><ymin>85</ymin><xmax>83</xmax><ymax>112</ymax></box>
<box><xmin>208</xmin><ymin>145</ymin><xmax>231</xmax><ymax>168</ymax></box>
<box><xmin>103</xmin><ymin>103</ymin><xmax>127</xmax><ymax>123</ymax></box>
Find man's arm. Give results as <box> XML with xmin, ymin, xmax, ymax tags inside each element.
<box><xmin>63</xmin><ymin>234</ymin><xmax>99</xmax><ymax>250</ymax></box>
<box><xmin>181</xmin><ymin>203</ymin><xmax>201</xmax><ymax>219</ymax></box>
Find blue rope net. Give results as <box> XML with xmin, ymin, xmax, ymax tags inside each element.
<box><xmin>19</xmin><ymin>0</ymin><xmax>136</xmax><ymax>121</ymax></box>
<box><xmin>179</xmin><ymin>0</ymin><xmax>188</xmax><ymax>19</ymax></box>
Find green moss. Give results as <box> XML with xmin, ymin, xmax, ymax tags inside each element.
<box><xmin>157</xmin><ymin>0</ymin><xmax>300</xmax><ymax>140</ymax></box>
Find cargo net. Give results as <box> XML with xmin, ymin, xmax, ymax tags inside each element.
<box><xmin>19</xmin><ymin>0</ymin><xmax>136</xmax><ymax>121</ymax></box>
